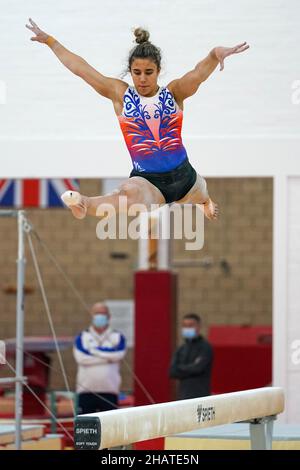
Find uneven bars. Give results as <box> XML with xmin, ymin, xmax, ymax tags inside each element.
<box><xmin>0</xmin><ymin>210</ymin><xmax>19</xmax><ymax>217</ymax></box>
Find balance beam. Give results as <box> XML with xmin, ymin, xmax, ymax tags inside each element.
<box><xmin>74</xmin><ymin>387</ymin><xmax>284</xmax><ymax>450</ymax></box>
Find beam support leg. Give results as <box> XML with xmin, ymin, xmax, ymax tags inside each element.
<box><xmin>249</xmin><ymin>416</ymin><xmax>276</xmax><ymax>450</ymax></box>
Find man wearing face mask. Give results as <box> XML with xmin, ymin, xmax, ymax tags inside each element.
<box><xmin>73</xmin><ymin>302</ymin><xmax>126</xmax><ymax>414</ymax></box>
<box><xmin>169</xmin><ymin>313</ymin><xmax>213</xmax><ymax>400</ymax></box>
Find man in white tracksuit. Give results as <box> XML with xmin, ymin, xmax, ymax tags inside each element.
<box><xmin>73</xmin><ymin>302</ymin><xmax>126</xmax><ymax>414</ymax></box>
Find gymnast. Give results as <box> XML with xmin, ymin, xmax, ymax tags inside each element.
<box><xmin>26</xmin><ymin>19</ymin><xmax>249</xmax><ymax>220</ymax></box>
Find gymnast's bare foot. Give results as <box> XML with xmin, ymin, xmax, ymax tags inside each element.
<box><xmin>203</xmin><ymin>198</ymin><xmax>219</xmax><ymax>220</ymax></box>
<box><xmin>61</xmin><ymin>191</ymin><xmax>89</xmax><ymax>219</ymax></box>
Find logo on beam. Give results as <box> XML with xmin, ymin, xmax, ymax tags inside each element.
<box><xmin>197</xmin><ymin>404</ymin><xmax>216</xmax><ymax>423</ymax></box>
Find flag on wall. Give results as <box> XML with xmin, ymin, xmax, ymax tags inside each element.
<box><xmin>0</xmin><ymin>179</ymin><xmax>79</xmax><ymax>208</ymax></box>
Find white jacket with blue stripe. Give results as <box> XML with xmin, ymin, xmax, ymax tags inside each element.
<box><xmin>73</xmin><ymin>326</ymin><xmax>126</xmax><ymax>394</ymax></box>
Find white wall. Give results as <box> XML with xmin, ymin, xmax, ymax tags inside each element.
<box><xmin>287</xmin><ymin>178</ymin><xmax>300</xmax><ymax>422</ymax></box>
<box><xmin>1</xmin><ymin>0</ymin><xmax>300</xmax><ymax>143</ymax></box>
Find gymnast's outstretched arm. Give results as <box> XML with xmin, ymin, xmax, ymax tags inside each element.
<box><xmin>168</xmin><ymin>42</ymin><xmax>250</xmax><ymax>102</ymax></box>
<box><xmin>25</xmin><ymin>18</ymin><xmax>127</xmax><ymax>100</ymax></box>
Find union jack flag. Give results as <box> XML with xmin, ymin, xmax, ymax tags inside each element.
<box><xmin>0</xmin><ymin>179</ymin><xmax>79</xmax><ymax>208</ymax></box>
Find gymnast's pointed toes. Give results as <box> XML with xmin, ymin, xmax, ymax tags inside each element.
<box><xmin>61</xmin><ymin>190</ymin><xmax>81</xmax><ymax>207</ymax></box>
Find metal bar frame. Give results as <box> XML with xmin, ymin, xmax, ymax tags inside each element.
<box><xmin>0</xmin><ymin>210</ymin><xmax>27</xmax><ymax>450</ymax></box>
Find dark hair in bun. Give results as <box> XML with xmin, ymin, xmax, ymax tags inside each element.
<box><xmin>127</xmin><ymin>27</ymin><xmax>161</xmax><ymax>72</ymax></box>
<box><xmin>134</xmin><ymin>27</ymin><xmax>150</xmax><ymax>44</ymax></box>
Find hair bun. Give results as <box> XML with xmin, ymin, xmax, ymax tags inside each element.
<box><xmin>133</xmin><ymin>27</ymin><xmax>150</xmax><ymax>44</ymax></box>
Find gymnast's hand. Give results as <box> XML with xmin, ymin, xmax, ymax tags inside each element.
<box><xmin>214</xmin><ymin>42</ymin><xmax>250</xmax><ymax>71</ymax></box>
<box><xmin>25</xmin><ymin>18</ymin><xmax>49</xmax><ymax>43</ymax></box>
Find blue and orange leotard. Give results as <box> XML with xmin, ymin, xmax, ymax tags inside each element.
<box><xmin>117</xmin><ymin>86</ymin><xmax>188</xmax><ymax>173</ymax></box>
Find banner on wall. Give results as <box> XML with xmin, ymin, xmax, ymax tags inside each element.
<box><xmin>0</xmin><ymin>179</ymin><xmax>79</xmax><ymax>208</ymax></box>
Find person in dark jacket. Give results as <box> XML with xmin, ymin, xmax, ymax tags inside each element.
<box><xmin>169</xmin><ymin>313</ymin><xmax>213</xmax><ymax>399</ymax></box>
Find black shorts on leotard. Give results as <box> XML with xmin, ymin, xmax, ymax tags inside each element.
<box><xmin>129</xmin><ymin>158</ymin><xmax>197</xmax><ymax>203</ymax></box>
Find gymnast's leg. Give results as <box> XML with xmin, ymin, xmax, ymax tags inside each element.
<box><xmin>61</xmin><ymin>176</ymin><xmax>166</xmax><ymax>219</ymax></box>
<box><xmin>176</xmin><ymin>174</ymin><xmax>219</xmax><ymax>220</ymax></box>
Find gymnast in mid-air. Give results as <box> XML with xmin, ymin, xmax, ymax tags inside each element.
<box><xmin>26</xmin><ymin>18</ymin><xmax>249</xmax><ymax>220</ymax></box>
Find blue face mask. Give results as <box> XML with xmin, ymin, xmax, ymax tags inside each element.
<box><xmin>182</xmin><ymin>327</ymin><xmax>197</xmax><ymax>339</ymax></box>
<box><xmin>92</xmin><ymin>314</ymin><xmax>109</xmax><ymax>328</ymax></box>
